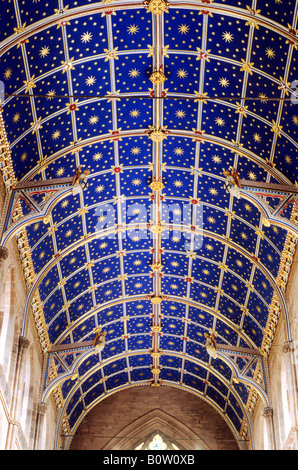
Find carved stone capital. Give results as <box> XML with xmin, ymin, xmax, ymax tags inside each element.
<box><xmin>19</xmin><ymin>336</ymin><xmax>30</xmax><ymax>350</ymax></box>
<box><xmin>282</xmin><ymin>341</ymin><xmax>294</xmax><ymax>354</ymax></box>
<box><xmin>263</xmin><ymin>407</ymin><xmax>273</xmax><ymax>419</ymax></box>
<box><xmin>0</xmin><ymin>246</ymin><xmax>8</xmax><ymax>261</ymax></box>
<box><xmin>38</xmin><ymin>402</ymin><xmax>48</xmax><ymax>416</ymax></box>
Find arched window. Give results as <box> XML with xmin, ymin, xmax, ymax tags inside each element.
<box><xmin>135</xmin><ymin>433</ymin><xmax>180</xmax><ymax>450</ymax></box>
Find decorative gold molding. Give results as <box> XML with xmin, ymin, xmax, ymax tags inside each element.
<box><xmin>262</xmin><ymin>206</ymin><xmax>298</xmax><ymax>357</ymax></box>
<box><xmin>149</xmin><ymin>66</ymin><xmax>167</xmax><ymax>85</ymax></box>
<box><xmin>144</xmin><ymin>0</ymin><xmax>169</xmax><ymax>15</ymax></box>
<box><xmin>149</xmin><ymin>180</ymin><xmax>164</xmax><ymax>192</ymax></box>
<box><xmin>0</xmin><ymin>108</ymin><xmax>15</xmax><ymax>190</ymax></box>
<box><xmin>151</xmin><ymin>351</ymin><xmax>162</xmax><ymax>358</ymax></box>
<box><xmin>0</xmin><ymin>114</ymin><xmax>51</xmax><ymax>358</ymax></box>
<box><xmin>150</xmin><ymin>296</ymin><xmax>162</xmax><ymax>305</ymax></box>
<box><xmin>244</xmin><ymin>206</ymin><xmax>298</xmax><ymax>416</ymax></box>
<box><xmin>151</xmin><ymin>261</ymin><xmax>163</xmax><ymax>271</ymax></box>
<box><xmin>145</xmin><ymin>126</ymin><xmax>169</xmax><ymax>142</ymax></box>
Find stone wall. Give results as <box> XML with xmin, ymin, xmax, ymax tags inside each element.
<box><xmin>70</xmin><ymin>385</ymin><xmax>239</xmax><ymax>450</ymax></box>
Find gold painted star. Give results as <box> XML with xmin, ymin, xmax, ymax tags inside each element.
<box><xmin>12</xmin><ymin>113</ymin><xmax>20</xmax><ymax>123</ymax></box>
<box><xmin>205</xmin><ymin>244</ymin><xmax>214</xmax><ymax>251</ymax></box>
<box><xmin>129</xmin><ymin>68</ymin><xmax>140</xmax><ymax>78</ymax></box>
<box><xmin>212</xmin><ymin>155</ymin><xmax>221</xmax><ymax>163</ymax></box>
<box><xmin>178</xmin><ymin>24</ymin><xmax>190</xmax><ymax>34</ymax></box>
<box><xmin>131</xmin><ymin>147</ymin><xmax>141</xmax><ymax>155</ymax></box>
<box><xmin>127</xmin><ymin>24</ymin><xmax>139</xmax><ymax>34</ymax></box>
<box><xmin>222</xmin><ymin>31</ymin><xmax>234</xmax><ymax>42</ymax></box>
<box><xmin>215</xmin><ymin>117</ymin><xmax>225</xmax><ymax>126</ymax></box>
<box><xmin>85</xmin><ymin>76</ymin><xmax>96</xmax><ymax>86</ymax></box>
<box><xmin>56</xmin><ymin>167</ymin><xmax>65</xmax><ymax>177</ymax></box>
<box><xmin>46</xmin><ymin>89</ymin><xmax>56</xmax><ymax>100</ymax></box>
<box><xmin>4</xmin><ymin>68</ymin><xmax>12</xmax><ymax>79</ymax></box>
<box><xmin>177</xmin><ymin>69</ymin><xmax>188</xmax><ymax>78</ymax></box>
<box><xmin>174</xmin><ymin>147</ymin><xmax>184</xmax><ymax>156</ymax></box>
<box><xmin>39</xmin><ymin>46</ymin><xmax>50</xmax><ymax>58</ymax></box>
<box><xmin>52</xmin><ymin>130</ymin><xmax>61</xmax><ymax>140</ymax></box>
<box><xmin>248</xmin><ymin>171</ymin><xmax>257</xmax><ymax>180</ymax></box>
<box><xmin>258</xmin><ymin>92</ymin><xmax>268</xmax><ymax>103</ymax></box>
<box><xmin>89</xmin><ymin>115</ymin><xmax>99</xmax><ymax>125</ymax></box>
<box><xmin>176</xmin><ymin>110</ymin><xmax>186</xmax><ymax>118</ymax></box>
<box><xmin>219</xmin><ymin>77</ymin><xmax>229</xmax><ymax>87</ymax></box>
<box><xmin>209</xmin><ymin>187</ymin><xmax>218</xmax><ymax>195</ymax></box>
<box><xmin>93</xmin><ymin>152</ymin><xmax>103</xmax><ymax>161</ymax></box>
<box><xmin>285</xmin><ymin>155</ymin><xmax>292</xmax><ymax>164</ymax></box>
<box><xmin>253</xmin><ymin>133</ymin><xmax>261</xmax><ymax>142</ymax></box>
<box><xmin>130</xmin><ymin>109</ymin><xmax>140</xmax><ymax>118</ymax></box>
<box><xmin>81</xmin><ymin>32</ymin><xmax>93</xmax><ymax>43</ymax></box>
<box><xmin>265</xmin><ymin>47</ymin><xmax>275</xmax><ymax>58</ymax></box>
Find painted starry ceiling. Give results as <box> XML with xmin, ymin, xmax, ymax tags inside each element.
<box><xmin>1</xmin><ymin>0</ymin><xmax>298</xmax><ymax>448</ymax></box>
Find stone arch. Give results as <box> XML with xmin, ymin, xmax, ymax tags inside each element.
<box><xmin>102</xmin><ymin>409</ymin><xmax>210</xmax><ymax>451</ymax></box>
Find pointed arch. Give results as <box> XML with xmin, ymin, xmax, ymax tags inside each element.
<box><xmin>102</xmin><ymin>409</ymin><xmax>211</xmax><ymax>451</ymax></box>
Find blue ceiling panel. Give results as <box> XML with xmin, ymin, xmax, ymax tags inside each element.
<box><xmin>102</xmin><ymin>357</ymin><xmax>127</xmax><ymax>378</ymax></box>
<box><xmin>182</xmin><ymin>373</ymin><xmax>206</xmax><ymax>394</ymax></box>
<box><xmin>130</xmin><ymin>367</ymin><xmax>152</xmax><ymax>383</ymax></box>
<box><xmin>160</xmin><ymin>367</ymin><xmax>181</xmax><ymax>384</ymax></box>
<box><xmin>83</xmin><ymin>382</ymin><xmax>106</xmax><ymax>408</ymax></box>
<box><xmin>127</xmin><ymin>332</ymin><xmax>152</xmax><ymax>352</ymax></box>
<box><xmin>1</xmin><ymin>0</ymin><xmax>297</xmax><ymax>444</ymax></box>
<box><xmin>106</xmin><ymin>371</ymin><xmax>129</xmax><ymax>391</ymax></box>
<box><xmin>129</xmin><ymin>353</ymin><xmax>152</xmax><ymax>369</ymax></box>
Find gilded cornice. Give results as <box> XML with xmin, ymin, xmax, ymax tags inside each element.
<box><xmin>0</xmin><ymin>113</ymin><xmax>69</xmax><ymax>421</ymax></box>
<box><xmin>243</xmin><ymin>206</ymin><xmax>298</xmax><ymax>419</ymax></box>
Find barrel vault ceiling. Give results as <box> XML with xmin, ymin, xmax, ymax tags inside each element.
<box><xmin>0</xmin><ymin>0</ymin><xmax>298</xmax><ymax>449</ymax></box>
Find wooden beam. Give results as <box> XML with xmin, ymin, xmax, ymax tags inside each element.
<box><xmin>240</xmin><ymin>179</ymin><xmax>298</xmax><ymax>195</ymax></box>
<box><xmin>50</xmin><ymin>340</ymin><xmax>94</xmax><ymax>354</ymax></box>
<box><xmin>13</xmin><ymin>177</ymin><xmax>73</xmax><ymax>192</ymax></box>
<box><xmin>216</xmin><ymin>343</ymin><xmax>262</xmax><ymax>356</ymax></box>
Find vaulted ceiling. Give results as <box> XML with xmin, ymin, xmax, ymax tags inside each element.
<box><xmin>0</xmin><ymin>0</ymin><xmax>298</xmax><ymax>449</ymax></box>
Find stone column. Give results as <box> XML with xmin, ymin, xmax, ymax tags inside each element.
<box><xmin>263</xmin><ymin>407</ymin><xmax>276</xmax><ymax>450</ymax></box>
<box><xmin>282</xmin><ymin>341</ymin><xmax>298</xmax><ymax>448</ymax></box>
<box><xmin>34</xmin><ymin>402</ymin><xmax>48</xmax><ymax>450</ymax></box>
<box><xmin>5</xmin><ymin>335</ymin><xmax>30</xmax><ymax>449</ymax></box>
